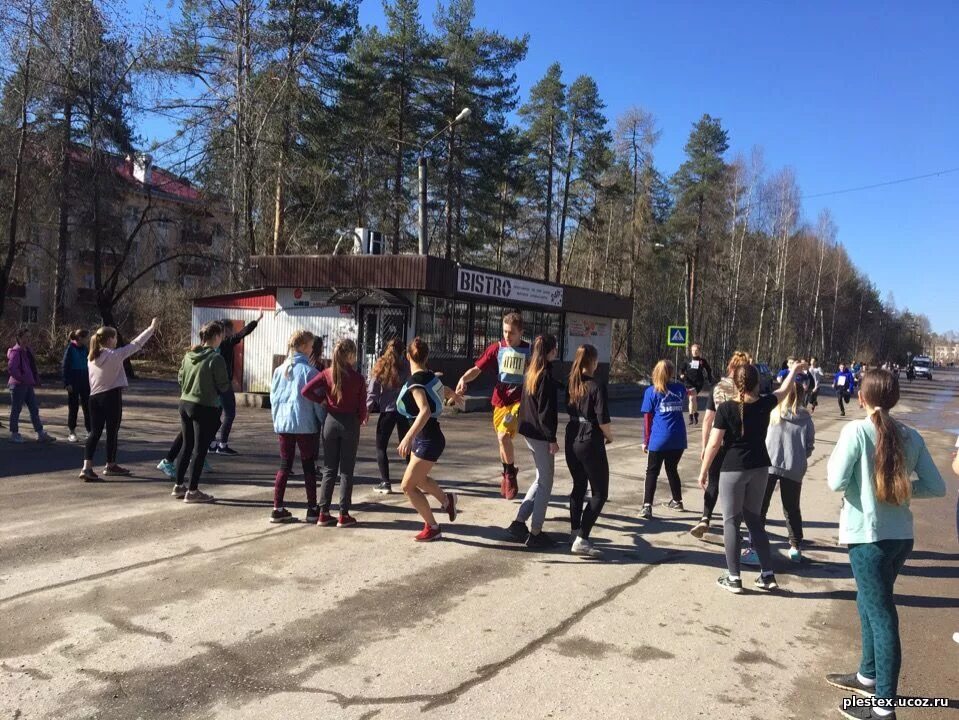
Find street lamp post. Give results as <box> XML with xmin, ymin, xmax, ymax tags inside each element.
<box><xmin>410</xmin><ymin>107</ymin><xmax>471</xmax><ymax>255</ymax></box>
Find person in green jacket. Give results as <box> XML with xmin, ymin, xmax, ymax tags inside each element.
<box><xmin>825</xmin><ymin>369</ymin><xmax>945</xmax><ymax>720</ymax></box>
<box><xmin>174</xmin><ymin>321</ymin><xmax>231</xmax><ymax>503</ymax></box>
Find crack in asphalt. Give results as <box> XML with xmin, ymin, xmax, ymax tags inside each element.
<box><xmin>306</xmin><ymin>550</ymin><xmax>683</xmax><ymax>712</ymax></box>
<box><xmin>0</xmin><ymin>525</ymin><xmax>298</xmax><ymax>607</ymax></box>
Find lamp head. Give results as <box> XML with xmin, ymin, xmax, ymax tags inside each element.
<box><xmin>454</xmin><ymin>107</ymin><xmax>471</xmax><ymax>123</ymax></box>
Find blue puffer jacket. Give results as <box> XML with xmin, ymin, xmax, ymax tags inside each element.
<box><xmin>271</xmin><ymin>352</ymin><xmax>326</xmax><ymax>434</ymax></box>
<box><xmin>62</xmin><ymin>341</ymin><xmax>90</xmax><ymax>391</ymax></box>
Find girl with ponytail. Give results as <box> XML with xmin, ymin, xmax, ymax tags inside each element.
<box><xmin>302</xmin><ymin>338</ymin><xmax>368</xmax><ymax>527</ymax></box>
<box><xmin>565</xmin><ymin>344</ymin><xmax>612</xmax><ymax>558</ymax></box>
<box><xmin>691</xmin><ymin>351</ymin><xmax>753</xmax><ymax>539</ymax></box>
<box><xmin>367</xmin><ymin>338</ymin><xmax>411</xmax><ymax>495</ymax></box>
<box><xmin>824</xmin><ymin>369</ymin><xmax>944</xmax><ymax>711</ymax></box>
<box><xmin>506</xmin><ymin>335</ymin><xmax>560</xmax><ymax>548</ymax></box>
<box><xmin>698</xmin><ymin>358</ymin><xmax>806</xmax><ymax>594</ymax></box>
<box><xmin>268</xmin><ymin>330</ymin><xmax>325</xmax><ymax>523</ymax></box>
<box><xmin>80</xmin><ymin>318</ymin><xmax>158</xmax><ymax>482</ymax></box>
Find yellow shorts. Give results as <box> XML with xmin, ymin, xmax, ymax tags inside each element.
<box><xmin>492</xmin><ymin>403</ymin><xmax>521</xmax><ymax>437</ymax></box>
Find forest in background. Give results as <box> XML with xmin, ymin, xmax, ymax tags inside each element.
<box><xmin>0</xmin><ymin>0</ymin><xmax>940</xmax><ymax>371</ymax></box>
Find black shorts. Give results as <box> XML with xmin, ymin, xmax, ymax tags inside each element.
<box><xmin>686</xmin><ymin>382</ymin><xmax>704</xmax><ymax>396</ymax></box>
<box><xmin>413</xmin><ymin>429</ymin><xmax>446</xmax><ymax>462</ymax></box>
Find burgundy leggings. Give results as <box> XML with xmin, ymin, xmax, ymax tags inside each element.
<box><xmin>274</xmin><ymin>433</ymin><xmax>319</xmax><ymax>508</ymax></box>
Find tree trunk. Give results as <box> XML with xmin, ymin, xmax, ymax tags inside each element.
<box><xmin>53</xmin><ymin>101</ymin><xmax>73</xmax><ymax>325</ymax></box>
<box><xmin>272</xmin><ymin>0</ymin><xmax>299</xmax><ymax>256</ymax></box>
<box><xmin>393</xmin><ymin>78</ymin><xmax>407</xmax><ymax>255</ymax></box>
<box><xmin>755</xmin><ymin>264</ymin><xmax>771</xmax><ymax>360</ymax></box>
<box><xmin>556</xmin><ymin>118</ymin><xmax>577</xmax><ymax>285</ymax></box>
<box><xmin>543</xmin><ymin>111</ymin><xmax>555</xmax><ymax>282</ymax></box>
<box><xmin>0</xmin><ymin>36</ymin><xmax>32</xmax><ymax>323</ymax></box>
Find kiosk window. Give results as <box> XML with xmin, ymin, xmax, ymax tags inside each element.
<box><xmin>416</xmin><ymin>296</ymin><xmax>469</xmax><ymax>359</ymax></box>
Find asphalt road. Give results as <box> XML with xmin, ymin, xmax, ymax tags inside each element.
<box><xmin>1</xmin><ymin>371</ymin><xmax>957</xmax><ymax>719</ymax></box>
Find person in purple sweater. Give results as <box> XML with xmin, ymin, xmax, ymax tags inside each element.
<box><xmin>7</xmin><ymin>326</ymin><xmax>56</xmax><ymax>444</ymax></box>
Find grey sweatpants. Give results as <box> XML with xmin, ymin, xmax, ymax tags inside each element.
<box><xmin>719</xmin><ymin>467</ymin><xmax>773</xmax><ymax>576</ymax></box>
<box><xmin>319</xmin><ymin>411</ymin><xmax>360</xmax><ymax>515</ymax></box>
<box><xmin>516</xmin><ymin>437</ymin><xmax>555</xmax><ymax>531</ymax></box>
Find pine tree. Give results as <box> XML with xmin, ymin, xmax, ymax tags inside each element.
<box><xmin>519</xmin><ymin>62</ymin><xmax>565</xmax><ymax>281</ymax></box>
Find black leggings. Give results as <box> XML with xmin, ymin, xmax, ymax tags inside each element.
<box><xmin>176</xmin><ymin>401</ymin><xmax>221</xmax><ymax>490</ymax></box>
<box><xmin>67</xmin><ymin>385</ymin><xmax>91</xmax><ymax>433</ymax></box>
<box><xmin>375</xmin><ymin>410</ymin><xmax>411</xmax><ymax>483</ymax></box>
<box><xmin>702</xmin><ymin>450</ymin><xmax>724</xmax><ymax>522</ymax></box>
<box><xmin>643</xmin><ymin>448</ymin><xmax>684</xmax><ymax>505</ymax></box>
<box><xmin>85</xmin><ymin>389</ymin><xmax>123</xmax><ymax>463</ymax></box>
<box><xmin>837</xmin><ymin>390</ymin><xmax>851</xmax><ymax>413</ymax></box>
<box><xmin>566</xmin><ymin>430</ymin><xmax>609</xmax><ymax>539</ymax></box>
<box><xmin>760</xmin><ymin>473</ymin><xmax>804</xmax><ymax>546</ymax></box>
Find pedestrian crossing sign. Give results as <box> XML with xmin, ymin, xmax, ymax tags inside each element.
<box><xmin>667</xmin><ymin>325</ymin><xmax>689</xmax><ymax>347</ymax></box>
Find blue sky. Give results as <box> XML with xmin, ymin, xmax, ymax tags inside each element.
<box><xmin>133</xmin><ymin>0</ymin><xmax>959</xmax><ymax>333</ymax></box>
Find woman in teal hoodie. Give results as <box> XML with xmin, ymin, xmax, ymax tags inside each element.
<box><xmin>825</xmin><ymin>369</ymin><xmax>945</xmax><ymax>720</ymax></box>
<box><xmin>269</xmin><ymin>330</ymin><xmax>326</xmax><ymax>524</ymax></box>
<box><xmin>173</xmin><ymin>321</ymin><xmax>230</xmax><ymax>503</ymax></box>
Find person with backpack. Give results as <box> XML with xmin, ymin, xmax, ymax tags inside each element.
<box><xmin>639</xmin><ymin>359</ymin><xmax>688</xmax><ymax>519</ymax></box>
<box><xmin>395</xmin><ymin>337</ymin><xmax>460</xmax><ymax>542</ymax></box>
<box><xmin>367</xmin><ymin>338</ymin><xmax>411</xmax><ymax>495</ymax></box>
<box><xmin>80</xmin><ymin>319</ymin><xmax>157</xmax><ymax>481</ymax></box>
<box><xmin>565</xmin><ymin>344</ymin><xmax>613</xmax><ymax>558</ymax></box>
<box><xmin>269</xmin><ymin>330</ymin><xmax>325</xmax><ymax>523</ymax></box>
<box><xmin>7</xmin><ymin>326</ymin><xmax>56</xmax><ymax>444</ymax></box>
<box><xmin>62</xmin><ymin>329</ymin><xmax>91</xmax><ymax>442</ymax></box>
<box><xmin>302</xmin><ymin>338</ymin><xmax>367</xmax><ymax>527</ymax></box>
<box><xmin>506</xmin><ymin>334</ymin><xmax>561</xmax><ymax>549</ymax></box>
<box><xmin>697</xmin><ymin>360</ymin><xmax>805</xmax><ymax>594</ymax></box>
<box><xmin>824</xmin><ymin>369</ymin><xmax>945</xmax><ymax>719</ymax></box>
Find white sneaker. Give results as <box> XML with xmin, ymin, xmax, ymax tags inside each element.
<box><xmin>9</xmin><ymin>432</ymin><xmax>24</xmax><ymax>443</ymax></box>
<box><xmin>571</xmin><ymin>536</ymin><xmax>601</xmax><ymax>557</ymax></box>
<box><xmin>67</xmin><ymin>433</ymin><xmax>79</xmax><ymax>443</ymax></box>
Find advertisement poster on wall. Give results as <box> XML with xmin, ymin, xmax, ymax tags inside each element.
<box><xmin>565</xmin><ymin>313</ymin><xmax>612</xmax><ymax>362</ymax></box>
<box><xmin>457</xmin><ymin>268</ymin><xmax>563</xmax><ymax>308</ymax></box>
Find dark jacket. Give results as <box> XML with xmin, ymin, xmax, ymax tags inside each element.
<box><xmin>218</xmin><ymin>320</ymin><xmax>258</xmax><ymax>384</ymax></box>
<box><xmin>518</xmin><ymin>362</ymin><xmax>560</xmax><ymax>443</ymax></box>
<box><xmin>62</xmin><ymin>341</ymin><xmax>90</xmax><ymax>391</ymax></box>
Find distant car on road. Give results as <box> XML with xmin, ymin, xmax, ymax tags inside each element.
<box><xmin>756</xmin><ymin>363</ymin><xmax>774</xmax><ymax>394</ymax></box>
<box><xmin>913</xmin><ymin>355</ymin><xmax>933</xmax><ymax>380</ymax></box>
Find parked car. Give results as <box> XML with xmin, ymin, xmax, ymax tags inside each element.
<box><xmin>756</xmin><ymin>363</ymin><xmax>774</xmax><ymax>394</ymax></box>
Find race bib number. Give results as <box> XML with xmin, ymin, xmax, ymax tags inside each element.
<box><xmin>837</xmin><ymin>376</ymin><xmax>847</xmax><ymax>387</ymax></box>
<box><xmin>498</xmin><ymin>346</ymin><xmax>528</xmax><ymax>385</ymax></box>
<box><xmin>689</xmin><ymin>360</ymin><xmax>701</xmax><ymax>370</ymax></box>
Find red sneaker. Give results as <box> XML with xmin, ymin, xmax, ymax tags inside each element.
<box><xmin>414</xmin><ymin>523</ymin><xmax>442</xmax><ymax>542</ymax></box>
<box><xmin>505</xmin><ymin>470</ymin><xmax>518</xmax><ymax>500</ymax></box>
<box><xmin>337</xmin><ymin>513</ymin><xmax>358</xmax><ymax>528</ymax></box>
<box><xmin>317</xmin><ymin>512</ymin><xmax>335</xmax><ymax>527</ymax></box>
<box><xmin>444</xmin><ymin>492</ymin><xmax>457</xmax><ymax>522</ymax></box>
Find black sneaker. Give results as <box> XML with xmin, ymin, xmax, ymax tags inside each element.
<box><xmin>525</xmin><ymin>531</ymin><xmax>558</xmax><ymax>549</ymax></box>
<box><xmin>505</xmin><ymin>520</ymin><xmax>529</xmax><ymax>542</ymax></box>
<box><xmin>217</xmin><ymin>445</ymin><xmax>239</xmax><ymax>456</ymax></box>
<box><xmin>825</xmin><ymin>672</ymin><xmax>876</xmax><ymax>697</ymax></box>
<box><xmin>754</xmin><ymin>573</ymin><xmax>779</xmax><ymax>591</ymax></box>
<box><xmin>688</xmin><ymin>414</ymin><xmax>695</xmax><ymax>426</ymax></box>
<box><xmin>305</xmin><ymin>506</ymin><xmax>320</xmax><ymax>524</ymax></box>
<box><xmin>270</xmin><ymin>508</ymin><xmax>295</xmax><ymax>523</ymax></box>
<box><xmin>716</xmin><ymin>573</ymin><xmax>743</xmax><ymax>594</ymax></box>
<box><xmin>694</xmin><ymin>412</ymin><xmax>700</xmax><ymax>425</ymax></box>
<box><xmin>374</xmin><ymin>482</ymin><xmax>392</xmax><ymax>494</ymax></box>
<box><xmin>839</xmin><ymin>706</ymin><xmax>895</xmax><ymax>720</ymax></box>
<box><xmin>640</xmin><ymin>504</ymin><xmax>653</xmax><ymax>520</ymax></box>
<box><xmin>665</xmin><ymin>499</ymin><xmax>684</xmax><ymax>511</ymax></box>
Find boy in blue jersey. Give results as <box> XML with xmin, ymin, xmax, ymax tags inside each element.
<box><xmin>456</xmin><ymin>312</ymin><xmax>531</xmax><ymax>499</ymax></box>
<box><xmin>834</xmin><ymin>362</ymin><xmax>857</xmax><ymax>416</ymax></box>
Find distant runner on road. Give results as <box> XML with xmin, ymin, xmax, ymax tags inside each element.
<box><xmin>680</xmin><ymin>343</ymin><xmax>714</xmax><ymax>426</ymax></box>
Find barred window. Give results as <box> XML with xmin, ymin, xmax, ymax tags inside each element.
<box><xmin>416</xmin><ymin>296</ymin><xmax>469</xmax><ymax>359</ymax></box>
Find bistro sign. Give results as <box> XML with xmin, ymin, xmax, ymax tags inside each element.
<box><xmin>457</xmin><ymin>268</ymin><xmax>563</xmax><ymax>308</ymax></box>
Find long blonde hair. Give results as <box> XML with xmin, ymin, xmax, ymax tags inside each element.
<box><xmin>524</xmin><ymin>334</ymin><xmax>557</xmax><ymax>396</ymax></box>
<box><xmin>861</xmin><ymin>369</ymin><xmax>910</xmax><ymax>506</ymax></box>
<box><xmin>651</xmin><ymin>359</ymin><xmax>675</xmax><ymax>393</ymax></box>
<box><xmin>568</xmin><ymin>344</ymin><xmax>598</xmax><ymax>405</ymax></box>
<box><xmin>89</xmin><ymin>327</ymin><xmax>117</xmax><ymax>361</ymax></box>
<box><xmin>330</xmin><ymin>338</ymin><xmax>358</xmax><ymax>402</ymax></box>
<box><xmin>770</xmin><ymin>381</ymin><xmax>806</xmax><ymax>425</ymax></box>
<box><xmin>372</xmin><ymin>338</ymin><xmax>405</xmax><ymax>389</ymax></box>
